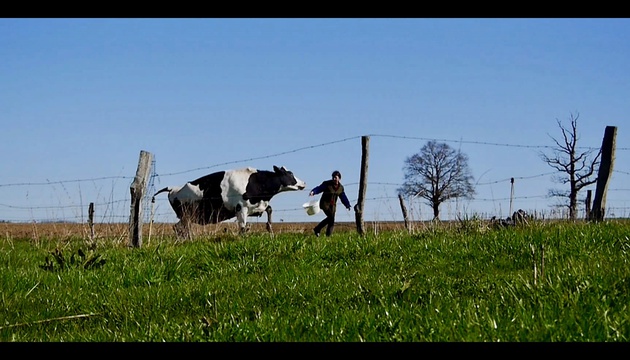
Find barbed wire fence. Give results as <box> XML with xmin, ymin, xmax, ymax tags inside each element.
<box><xmin>1</xmin><ymin>133</ymin><xmax>628</xmax><ymax>226</ymax></box>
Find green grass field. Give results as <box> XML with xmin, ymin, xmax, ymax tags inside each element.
<box><xmin>1</xmin><ymin>219</ymin><xmax>629</xmax><ymax>341</ymax></box>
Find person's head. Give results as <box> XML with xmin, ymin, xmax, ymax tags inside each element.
<box><xmin>331</xmin><ymin>170</ymin><xmax>341</xmax><ymax>183</ymax></box>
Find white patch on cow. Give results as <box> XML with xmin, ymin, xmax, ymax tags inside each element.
<box><xmin>168</xmin><ymin>183</ymin><xmax>203</xmax><ymax>204</ymax></box>
<box><xmin>219</xmin><ymin>167</ymin><xmax>257</xmax><ymax>212</ymax></box>
<box><xmin>250</xmin><ymin>200</ymin><xmax>269</xmax><ymax>213</ymax></box>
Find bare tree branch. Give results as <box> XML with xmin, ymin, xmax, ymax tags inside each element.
<box><xmin>539</xmin><ymin>113</ymin><xmax>600</xmax><ymax>220</ymax></box>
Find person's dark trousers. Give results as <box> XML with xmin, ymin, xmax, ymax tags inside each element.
<box><xmin>314</xmin><ymin>207</ymin><xmax>336</xmax><ymax>237</ymax></box>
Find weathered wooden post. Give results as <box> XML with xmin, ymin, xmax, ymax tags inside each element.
<box><xmin>398</xmin><ymin>194</ymin><xmax>410</xmax><ymax>233</ymax></box>
<box><xmin>590</xmin><ymin>126</ymin><xmax>616</xmax><ymax>222</ymax></box>
<box><xmin>129</xmin><ymin>150</ymin><xmax>153</xmax><ymax>248</ymax></box>
<box><xmin>585</xmin><ymin>190</ymin><xmax>592</xmax><ymax>220</ymax></box>
<box><xmin>354</xmin><ymin>136</ymin><xmax>369</xmax><ymax>235</ymax></box>
<box><xmin>509</xmin><ymin>177</ymin><xmax>514</xmax><ymax>216</ymax></box>
<box><xmin>88</xmin><ymin>202</ymin><xmax>95</xmax><ymax>242</ymax></box>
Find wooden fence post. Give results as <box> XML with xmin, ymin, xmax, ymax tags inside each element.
<box><xmin>129</xmin><ymin>150</ymin><xmax>153</xmax><ymax>248</ymax></box>
<box><xmin>509</xmin><ymin>177</ymin><xmax>514</xmax><ymax>216</ymax></box>
<box><xmin>590</xmin><ymin>126</ymin><xmax>616</xmax><ymax>222</ymax></box>
<box><xmin>88</xmin><ymin>202</ymin><xmax>95</xmax><ymax>245</ymax></box>
<box><xmin>354</xmin><ymin>136</ymin><xmax>369</xmax><ymax>236</ymax></box>
<box><xmin>585</xmin><ymin>190</ymin><xmax>592</xmax><ymax>220</ymax></box>
<box><xmin>398</xmin><ymin>194</ymin><xmax>410</xmax><ymax>233</ymax></box>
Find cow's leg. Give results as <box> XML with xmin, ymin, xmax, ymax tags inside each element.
<box><xmin>173</xmin><ymin>217</ymin><xmax>192</xmax><ymax>241</ymax></box>
<box><xmin>265</xmin><ymin>206</ymin><xmax>273</xmax><ymax>234</ymax></box>
<box><xmin>184</xmin><ymin>218</ymin><xmax>193</xmax><ymax>240</ymax></box>
<box><xmin>173</xmin><ymin>220</ymin><xmax>186</xmax><ymax>240</ymax></box>
<box><xmin>235</xmin><ymin>204</ymin><xmax>248</xmax><ymax>234</ymax></box>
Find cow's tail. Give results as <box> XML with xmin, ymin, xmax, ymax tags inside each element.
<box><xmin>152</xmin><ymin>187</ymin><xmax>171</xmax><ymax>203</ymax></box>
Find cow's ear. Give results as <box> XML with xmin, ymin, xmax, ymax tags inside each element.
<box><xmin>273</xmin><ymin>165</ymin><xmax>281</xmax><ymax>173</ymax></box>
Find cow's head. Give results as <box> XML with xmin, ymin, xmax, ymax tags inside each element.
<box><xmin>273</xmin><ymin>165</ymin><xmax>306</xmax><ymax>192</ymax></box>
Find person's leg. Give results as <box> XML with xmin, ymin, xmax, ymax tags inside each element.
<box><xmin>314</xmin><ymin>208</ymin><xmax>333</xmax><ymax>237</ymax></box>
<box><xmin>325</xmin><ymin>209</ymin><xmax>336</xmax><ymax>237</ymax></box>
<box><xmin>313</xmin><ymin>211</ymin><xmax>329</xmax><ymax>236</ymax></box>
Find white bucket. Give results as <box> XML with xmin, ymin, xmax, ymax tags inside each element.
<box><xmin>302</xmin><ymin>200</ymin><xmax>320</xmax><ymax>216</ymax></box>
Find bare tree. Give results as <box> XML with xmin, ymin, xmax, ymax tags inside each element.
<box><xmin>398</xmin><ymin>140</ymin><xmax>475</xmax><ymax>220</ymax></box>
<box><xmin>540</xmin><ymin>113</ymin><xmax>601</xmax><ymax>220</ymax></box>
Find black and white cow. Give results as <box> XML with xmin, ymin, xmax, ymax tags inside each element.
<box><xmin>153</xmin><ymin>165</ymin><xmax>305</xmax><ymax>238</ymax></box>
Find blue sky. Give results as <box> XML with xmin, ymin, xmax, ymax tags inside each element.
<box><xmin>2</xmin><ymin>18</ymin><xmax>629</xmax><ymax>225</ymax></box>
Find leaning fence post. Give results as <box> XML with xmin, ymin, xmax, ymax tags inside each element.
<box><xmin>590</xmin><ymin>126</ymin><xmax>616</xmax><ymax>222</ymax></box>
<box><xmin>398</xmin><ymin>194</ymin><xmax>410</xmax><ymax>233</ymax></box>
<box><xmin>354</xmin><ymin>136</ymin><xmax>369</xmax><ymax>236</ymax></box>
<box><xmin>129</xmin><ymin>150</ymin><xmax>153</xmax><ymax>248</ymax></box>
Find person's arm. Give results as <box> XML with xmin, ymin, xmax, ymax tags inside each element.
<box><xmin>340</xmin><ymin>192</ymin><xmax>351</xmax><ymax>210</ymax></box>
<box><xmin>309</xmin><ymin>183</ymin><xmax>325</xmax><ymax>196</ymax></box>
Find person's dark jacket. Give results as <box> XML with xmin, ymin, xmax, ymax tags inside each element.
<box><xmin>311</xmin><ymin>180</ymin><xmax>351</xmax><ymax>212</ymax></box>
